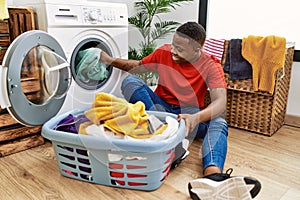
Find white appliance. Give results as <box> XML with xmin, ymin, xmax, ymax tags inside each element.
<box><xmin>0</xmin><ymin>0</ymin><xmax>128</xmax><ymax>126</ymax></box>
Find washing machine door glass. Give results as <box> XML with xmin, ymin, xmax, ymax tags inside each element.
<box><xmin>0</xmin><ymin>30</ymin><xmax>71</xmax><ymax>126</ymax></box>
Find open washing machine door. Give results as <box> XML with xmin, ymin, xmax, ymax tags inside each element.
<box><xmin>0</xmin><ymin>30</ymin><xmax>72</xmax><ymax>126</ymax></box>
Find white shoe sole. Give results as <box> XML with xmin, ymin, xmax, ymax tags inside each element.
<box><xmin>189</xmin><ymin>177</ymin><xmax>255</xmax><ymax>200</ymax></box>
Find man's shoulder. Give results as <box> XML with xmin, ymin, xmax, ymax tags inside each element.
<box><xmin>198</xmin><ymin>52</ymin><xmax>222</xmax><ymax>71</ymax></box>
<box><xmin>150</xmin><ymin>44</ymin><xmax>172</xmax><ymax>59</ymax></box>
<box><xmin>157</xmin><ymin>44</ymin><xmax>171</xmax><ymax>51</ymax></box>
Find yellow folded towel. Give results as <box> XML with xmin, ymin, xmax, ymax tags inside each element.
<box><xmin>81</xmin><ymin>93</ymin><xmax>167</xmax><ymax>138</ymax></box>
<box><xmin>0</xmin><ymin>0</ymin><xmax>9</xmax><ymax>20</ymax></box>
<box><xmin>242</xmin><ymin>35</ymin><xmax>286</xmax><ymax>94</ymax></box>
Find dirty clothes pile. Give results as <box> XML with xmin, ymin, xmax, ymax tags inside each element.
<box><xmin>53</xmin><ymin>93</ymin><xmax>179</xmax><ymax>142</ymax></box>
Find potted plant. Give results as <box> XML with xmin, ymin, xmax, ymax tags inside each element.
<box><xmin>128</xmin><ymin>0</ymin><xmax>193</xmax><ymax>85</ymax></box>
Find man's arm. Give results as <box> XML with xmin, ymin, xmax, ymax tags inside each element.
<box><xmin>203</xmin><ymin>88</ymin><xmax>227</xmax><ymax>120</ymax></box>
<box><xmin>100</xmin><ymin>51</ymin><xmax>148</xmax><ymax>74</ymax></box>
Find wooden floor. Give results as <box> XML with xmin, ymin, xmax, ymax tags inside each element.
<box><xmin>0</xmin><ymin>125</ymin><xmax>299</xmax><ymax>200</ymax></box>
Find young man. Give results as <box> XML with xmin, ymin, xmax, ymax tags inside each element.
<box><xmin>99</xmin><ymin>22</ymin><xmax>261</xmax><ymax>199</ymax></box>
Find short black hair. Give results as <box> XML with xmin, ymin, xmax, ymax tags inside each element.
<box><xmin>176</xmin><ymin>22</ymin><xmax>206</xmax><ymax>47</ymax></box>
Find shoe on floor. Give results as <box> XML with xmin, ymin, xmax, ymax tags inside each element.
<box><xmin>171</xmin><ymin>139</ymin><xmax>189</xmax><ymax>170</ymax></box>
<box><xmin>188</xmin><ymin>168</ymin><xmax>261</xmax><ymax>200</ymax></box>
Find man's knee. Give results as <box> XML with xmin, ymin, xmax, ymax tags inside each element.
<box><xmin>121</xmin><ymin>75</ymin><xmax>146</xmax><ymax>101</ymax></box>
<box><xmin>210</xmin><ymin>117</ymin><xmax>228</xmax><ymax>136</ymax></box>
<box><xmin>121</xmin><ymin>75</ymin><xmax>144</xmax><ymax>91</ymax></box>
<box><xmin>212</xmin><ymin>117</ymin><xmax>227</xmax><ymax>126</ymax></box>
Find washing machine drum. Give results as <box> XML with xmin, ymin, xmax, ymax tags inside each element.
<box><xmin>70</xmin><ymin>38</ymin><xmax>113</xmax><ymax>90</ymax></box>
<box><xmin>0</xmin><ymin>30</ymin><xmax>72</xmax><ymax>126</ymax></box>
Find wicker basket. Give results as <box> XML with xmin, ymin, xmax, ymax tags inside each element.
<box><xmin>222</xmin><ymin>40</ymin><xmax>294</xmax><ymax>136</ymax></box>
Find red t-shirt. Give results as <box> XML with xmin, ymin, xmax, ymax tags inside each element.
<box><xmin>141</xmin><ymin>44</ymin><xmax>226</xmax><ymax>108</ymax></box>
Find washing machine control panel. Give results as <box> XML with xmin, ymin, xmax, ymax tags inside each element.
<box><xmin>83</xmin><ymin>7</ymin><xmax>124</xmax><ymax>25</ymax></box>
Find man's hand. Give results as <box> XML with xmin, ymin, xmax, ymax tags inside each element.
<box><xmin>178</xmin><ymin>113</ymin><xmax>199</xmax><ymax>136</ymax></box>
<box><xmin>100</xmin><ymin>51</ymin><xmax>113</xmax><ymax>65</ymax></box>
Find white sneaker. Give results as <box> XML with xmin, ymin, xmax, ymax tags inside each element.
<box><xmin>188</xmin><ymin>168</ymin><xmax>261</xmax><ymax>200</ymax></box>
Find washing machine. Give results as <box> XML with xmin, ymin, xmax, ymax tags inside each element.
<box><xmin>0</xmin><ymin>0</ymin><xmax>128</xmax><ymax>126</ymax></box>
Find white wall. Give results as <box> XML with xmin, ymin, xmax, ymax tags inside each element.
<box><xmin>206</xmin><ymin>0</ymin><xmax>300</xmax><ymax>50</ymax></box>
<box><xmin>287</xmin><ymin>63</ymin><xmax>300</xmax><ymax>116</ymax></box>
<box><xmin>6</xmin><ymin>0</ymin><xmax>13</xmax><ymax>5</ymax></box>
<box><xmin>206</xmin><ymin>0</ymin><xmax>300</xmax><ymax>117</ymax></box>
<box><xmin>107</xmin><ymin>0</ymin><xmax>198</xmax><ymax>50</ymax></box>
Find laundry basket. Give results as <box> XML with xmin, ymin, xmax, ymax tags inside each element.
<box><xmin>42</xmin><ymin>110</ymin><xmax>185</xmax><ymax>191</ymax></box>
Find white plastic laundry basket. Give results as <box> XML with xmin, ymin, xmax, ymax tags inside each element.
<box><xmin>42</xmin><ymin>110</ymin><xmax>185</xmax><ymax>191</ymax></box>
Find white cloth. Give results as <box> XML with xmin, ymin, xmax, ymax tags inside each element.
<box><xmin>125</xmin><ymin>116</ymin><xmax>178</xmax><ymax>142</ymax></box>
<box><xmin>84</xmin><ymin>116</ymin><xmax>178</xmax><ymax>142</ymax></box>
<box><xmin>84</xmin><ymin>116</ymin><xmax>179</xmax><ymax>162</ymax></box>
<box><xmin>85</xmin><ymin>124</ymin><xmax>124</xmax><ymax>139</ymax></box>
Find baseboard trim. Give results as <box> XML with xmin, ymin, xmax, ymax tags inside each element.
<box><xmin>285</xmin><ymin>114</ymin><xmax>300</xmax><ymax>128</ymax></box>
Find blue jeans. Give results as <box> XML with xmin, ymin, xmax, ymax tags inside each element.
<box><xmin>121</xmin><ymin>75</ymin><xmax>228</xmax><ymax>172</ymax></box>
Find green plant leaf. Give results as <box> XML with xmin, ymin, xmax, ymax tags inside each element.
<box><xmin>151</xmin><ymin>21</ymin><xmax>180</xmax><ymax>41</ymax></box>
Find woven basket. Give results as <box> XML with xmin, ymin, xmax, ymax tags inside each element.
<box><xmin>222</xmin><ymin>40</ymin><xmax>294</xmax><ymax>136</ymax></box>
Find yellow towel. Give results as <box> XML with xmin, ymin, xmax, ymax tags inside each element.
<box><xmin>81</xmin><ymin>93</ymin><xmax>167</xmax><ymax>138</ymax></box>
<box><xmin>0</xmin><ymin>0</ymin><xmax>9</xmax><ymax>20</ymax></box>
<box><xmin>242</xmin><ymin>35</ymin><xmax>286</xmax><ymax>94</ymax></box>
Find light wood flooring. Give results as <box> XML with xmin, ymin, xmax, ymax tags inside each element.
<box><xmin>0</xmin><ymin>124</ymin><xmax>299</xmax><ymax>200</ymax></box>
